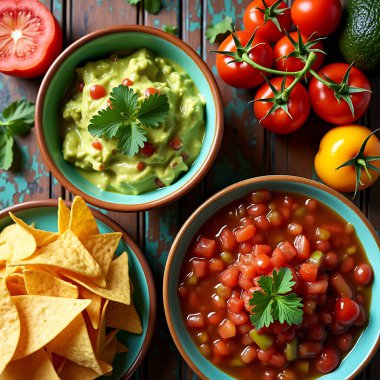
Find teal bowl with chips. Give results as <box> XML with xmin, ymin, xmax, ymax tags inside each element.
<box><xmin>0</xmin><ymin>200</ymin><xmax>156</xmax><ymax>379</ymax></box>
<box><xmin>163</xmin><ymin>175</ymin><xmax>380</xmax><ymax>380</ymax></box>
<box><xmin>35</xmin><ymin>25</ymin><xmax>223</xmax><ymax>212</ymax></box>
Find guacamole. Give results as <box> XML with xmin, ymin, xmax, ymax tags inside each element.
<box><xmin>62</xmin><ymin>48</ymin><xmax>205</xmax><ymax>195</ymax></box>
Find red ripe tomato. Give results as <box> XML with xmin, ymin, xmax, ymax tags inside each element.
<box><xmin>243</xmin><ymin>0</ymin><xmax>292</xmax><ymax>43</ymax></box>
<box><xmin>354</xmin><ymin>264</ymin><xmax>373</xmax><ymax>286</ymax></box>
<box><xmin>273</xmin><ymin>31</ymin><xmax>325</xmax><ymax>74</ymax></box>
<box><xmin>216</xmin><ymin>30</ymin><xmax>273</xmax><ymax>89</ymax></box>
<box><xmin>122</xmin><ymin>78</ymin><xmax>134</xmax><ymax>86</ymax></box>
<box><xmin>0</xmin><ymin>0</ymin><xmax>62</xmax><ymax>78</ymax></box>
<box><xmin>309</xmin><ymin>63</ymin><xmax>371</xmax><ymax>125</ymax></box>
<box><xmin>335</xmin><ymin>298</ymin><xmax>360</xmax><ymax>325</ymax></box>
<box><xmin>316</xmin><ymin>347</ymin><xmax>340</xmax><ymax>374</ymax></box>
<box><xmin>140</xmin><ymin>142</ymin><xmax>155</xmax><ymax>157</ymax></box>
<box><xmin>145</xmin><ymin>87</ymin><xmax>160</xmax><ymax>97</ymax></box>
<box><xmin>291</xmin><ymin>0</ymin><xmax>342</xmax><ymax>37</ymax></box>
<box><xmin>90</xmin><ymin>85</ymin><xmax>107</xmax><ymax>100</ymax></box>
<box><xmin>254</xmin><ymin>77</ymin><xmax>310</xmax><ymax>134</ymax></box>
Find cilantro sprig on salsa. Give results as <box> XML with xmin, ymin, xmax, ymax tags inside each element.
<box><xmin>88</xmin><ymin>84</ymin><xmax>169</xmax><ymax>157</ymax></box>
<box><xmin>249</xmin><ymin>267</ymin><xmax>303</xmax><ymax>329</ymax></box>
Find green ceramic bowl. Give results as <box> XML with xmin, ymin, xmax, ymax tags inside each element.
<box><xmin>35</xmin><ymin>26</ymin><xmax>223</xmax><ymax>212</ymax></box>
<box><xmin>164</xmin><ymin>175</ymin><xmax>380</xmax><ymax>380</ymax></box>
<box><xmin>0</xmin><ymin>200</ymin><xmax>156</xmax><ymax>379</ymax></box>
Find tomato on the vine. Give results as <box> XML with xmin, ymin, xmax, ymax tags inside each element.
<box><xmin>0</xmin><ymin>0</ymin><xmax>63</xmax><ymax>78</ymax></box>
<box><xmin>309</xmin><ymin>63</ymin><xmax>371</xmax><ymax>125</ymax></box>
<box><xmin>253</xmin><ymin>77</ymin><xmax>310</xmax><ymax>134</ymax></box>
<box><xmin>243</xmin><ymin>0</ymin><xmax>292</xmax><ymax>43</ymax></box>
<box><xmin>216</xmin><ymin>30</ymin><xmax>273</xmax><ymax>89</ymax></box>
<box><xmin>273</xmin><ymin>31</ymin><xmax>325</xmax><ymax>74</ymax></box>
<box><xmin>315</xmin><ymin>125</ymin><xmax>380</xmax><ymax>193</ymax></box>
<box><xmin>291</xmin><ymin>0</ymin><xmax>342</xmax><ymax>37</ymax></box>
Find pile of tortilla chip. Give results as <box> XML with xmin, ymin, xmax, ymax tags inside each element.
<box><xmin>0</xmin><ymin>196</ymin><xmax>142</xmax><ymax>380</ymax></box>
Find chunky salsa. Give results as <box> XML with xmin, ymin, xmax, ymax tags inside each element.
<box><xmin>62</xmin><ymin>48</ymin><xmax>205</xmax><ymax>195</ymax></box>
<box><xmin>178</xmin><ymin>190</ymin><xmax>373</xmax><ymax>380</ymax></box>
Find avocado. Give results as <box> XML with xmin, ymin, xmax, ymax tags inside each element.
<box><xmin>338</xmin><ymin>0</ymin><xmax>380</xmax><ymax>72</ymax></box>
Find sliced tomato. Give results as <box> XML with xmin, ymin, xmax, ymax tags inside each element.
<box><xmin>0</xmin><ymin>0</ymin><xmax>63</xmax><ymax>78</ymax></box>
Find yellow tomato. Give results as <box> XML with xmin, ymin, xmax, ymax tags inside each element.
<box><xmin>315</xmin><ymin>125</ymin><xmax>380</xmax><ymax>193</ymax></box>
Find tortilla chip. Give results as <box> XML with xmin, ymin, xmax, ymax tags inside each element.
<box><xmin>24</xmin><ymin>269</ymin><xmax>78</xmax><ymax>298</ymax></box>
<box><xmin>82</xmin><ymin>232</ymin><xmax>122</xmax><ymax>279</ymax></box>
<box><xmin>0</xmin><ymin>223</ymin><xmax>36</xmax><ymax>261</ymax></box>
<box><xmin>0</xmin><ymin>266</ymin><xmax>6</xmax><ymax>278</ymax></box>
<box><xmin>101</xmin><ymin>335</ymin><xmax>117</xmax><ymax>365</ymax></box>
<box><xmin>6</xmin><ymin>282</ymin><xmax>26</xmax><ymax>296</ymax></box>
<box><xmin>69</xmin><ymin>197</ymin><xmax>99</xmax><ymax>239</ymax></box>
<box><xmin>59</xmin><ymin>359</ymin><xmax>112</xmax><ymax>380</ymax></box>
<box><xmin>58</xmin><ymin>198</ymin><xmax>70</xmax><ymax>235</ymax></box>
<box><xmin>106</xmin><ymin>301</ymin><xmax>142</xmax><ymax>334</ymax></box>
<box><xmin>116</xmin><ymin>340</ymin><xmax>129</xmax><ymax>353</ymax></box>
<box><xmin>39</xmin><ymin>233</ymin><xmax>59</xmax><ymax>247</ymax></box>
<box><xmin>79</xmin><ymin>286</ymin><xmax>102</xmax><ymax>329</ymax></box>
<box><xmin>97</xmin><ymin>300</ymin><xmax>109</xmax><ymax>355</ymax></box>
<box><xmin>0</xmin><ymin>349</ymin><xmax>60</xmax><ymax>380</ymax></box>
<box><xmin>64</xmin><ymin>253</ymin><xmax>130</xmax><ymax>305</ymax></box>
<box><xmin>10</xmin><ymin>230</ymin><xmax>103</xmax><ymax>281</ymax></box>
<box><xmin>12</xmin><ymin>295</ymin><xmax>91</xmax><ymax>360</ymax></box>
<box><xmin>6</xmin><ymin>272</ymin><xmax>24</xmax><ymax>284</ymax></box>
<box><xmin>46</xmin><ymin>314</ymin><xmax>102</xmax><ymax>374</ymax></box>
<box><xmin>0</xmin><ymin>280</ymin><xmax>20</xmax><ymax>374</ymax></box>
<box><xmin>9</xmin><ymin>212</ymin><xmax>55</xmax><ymax>247</ymax></box>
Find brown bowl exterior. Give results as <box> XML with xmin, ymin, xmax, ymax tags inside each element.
<box><xmin>163</xmin><ymin>175</ymin><xmax>380</xmax><ymax>380</ymax></box>
<box><xmin>0</xmin><ymin>199</ymin><xmax>156</xmax><ymax>380</ymax></box>
<box><xmin>35</xmin><ymin>25</ymin><xmax>223</xmax><ymax>212</ymax></box>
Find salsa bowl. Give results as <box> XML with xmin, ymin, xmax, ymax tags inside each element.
<box><xmin>0</xmin><ymin>200</ymin><xmax>156</xmax><ymax>379</ymax></box>
<box><xmin>163</xmin><ymin>175</ymin><xmax>380</xmax><ymax>380</ymax></box>
<box><xmin>35</xmin><ymin>26</ymin><xmax>223</xmax><ymax>212</ymax></box>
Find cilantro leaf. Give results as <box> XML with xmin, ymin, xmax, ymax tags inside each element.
<box><xmin>126</xmin><ymin>0</ymin><xmax>162</xmax><ymax>14</ymax></box>
<box><xmin>0</xmin><ymin>100</ymin><xmax>35</xmax><ymax>135</ymax></box>
<box><xmin>273</xmin><ymin>267</ymin><xmax>295</xmax><ymax>294</ymax></box>
<box><xmin>144</xmin><ymin>0</ymin><xmax>162</xmax><ymax>14</ymax></box>
<box><xmin>0</xmin><ymin>128</ymin><xmax>14</xmax><ymax>170</ymax></box>
<box><xmin>137</xmin><ymin>92</ymin><xmax>170</xmax><ymax>127</ymax></box>
<box><xmin>249</xmin><ymin>268</ymin><xmax>303</xmax><ymax>329</ymax></box>
<box><xmin>205</xmin><ymin>17</ymin><xmax>233</xmax><ymax>43</ymax></box>
<box><xmin>273</xmin><ymin>294</ymin><xmax>304</xmax><ymax>326</ymax></box>
<box><xmin>88</xmin><ymin>107</ymin><xmax>125</xmax><ymax>139</ymax></box>
<box><xmin>249</xmin><ymin>291</ymin><xmax>274</xmax><ymax>329</ymax></box>
<box><xmin>109</xmin><ymin>85</ymin><xmax>138</xmax><ymax>119</ymax></box>
<box><xmin>116</xmin><ymin>122</ymin><xmax>147</xmax><ymax>157</ymax></box>
<box><xmin>164</xmin><ymin>25</ymin><xmax>178</xmax><ymax>36</ymax></box>
<box><xmin>88</xmin><ymin>85</ymin><xmax>169</xmax><ymax>156</ymax></box>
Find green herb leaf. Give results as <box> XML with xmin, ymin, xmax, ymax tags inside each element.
<box><xmin>116</xmin><ymin>122</ymin><xmax>147</xmax><ymax>157</ymax></box>
<box><xmin>88</xmin><ymin>107</ymin><xmax>125</xmax><ymax>139</ymax></box>
<box><xmin>144</xmin><ymin>0</ymin><xmax>162</xmax><ymax>14</ymax></box>
<box><xmin>249</xmin><ymin>268</ymin><xmax>303</xmax><ymax>329</ymax></box>
<box><xmin>273</xmin><ymin>294</ymin><xmax>304</xmax><ymax>326</ymax></box>
<box><xmin>126</xmin><ymin>0</ymin><xmax>162</xmax><ymax>14</ymax></box>
<box><xmin>0</xmin><ymin>128</ymin><xmax>14</xmax><ymax>170</ymax></box>
<box><xmin>164</xmin><ymin>25</ymin><xmax>179</xmax><ymax>35</ymax></box>
<box><xmin>0</xmin><ymin>100</ymin><xmax>35</xmax><ymax>135</ymax></box>
<box><xmin>137</xmin><ymin>92</ymin><xmax>170</xmax><ymax>127</ymax></box>
<box><xmin>88</xmin><ymin>84</ymin><xmax>169</xmax><ymax>156</ymax></box>
<box><xmin>205</xmin><ymin>17</ymin><xmax>233</xmax><ymax>43</ymax></box>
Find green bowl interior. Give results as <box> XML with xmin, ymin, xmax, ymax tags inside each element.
<box><xmin>167</xmin><ymin>179</ymin><xmax>380</xmax><ymax>380</ymax></box>
<box><xmin>0</xmin><ymin>206</ymin><xmax>150</xmax><ymax>379</ymax></box>
<box><xmin>42</xmin><ymin>31</ymin><xmax>217</xmax><ymax>205</ymax></box>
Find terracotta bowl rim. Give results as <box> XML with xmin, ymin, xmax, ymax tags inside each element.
<box><xmin>35</xmin><ymin>25</ymin><xmax>223</xmax><ymax>212</ymax></box>
<box><xmin>163</xmin><ymin>175</ymin><xmax>380</xmax><ymax>380</ymax></box>
<box><xmin>0</xmin><ymin>199</ymin><xmax>156</xmax><ymax>379</ymax></box>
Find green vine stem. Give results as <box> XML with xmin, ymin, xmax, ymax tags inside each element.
<box><xmin>242</xmin><ymin>52</ymin><xmax>318</xmax><ymax>101</ymax></box>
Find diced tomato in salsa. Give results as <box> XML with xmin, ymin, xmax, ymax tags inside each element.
<box><xmin>178</xmin><ymin>191</ymin><xmax>372</xmax><ymax>380</ymax></box>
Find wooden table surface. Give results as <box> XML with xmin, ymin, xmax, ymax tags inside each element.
<box><xmin>1</xmin><ymin>0</ymin><xmax>379</xmax><ymax>379</ymax></box>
